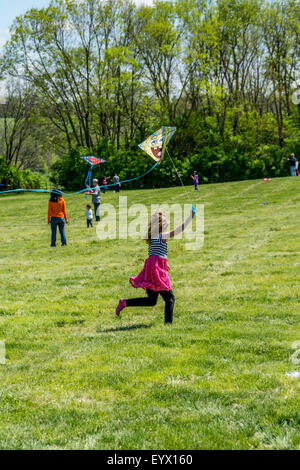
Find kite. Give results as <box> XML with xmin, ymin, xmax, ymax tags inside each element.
<box><xmin>138</xmin><ymin>127</ymin><xmax>176</xmax><ymax>163</ymax></box>
<box><xmin>138</xmin><ymin>126</ymin><xmax>183</xmax><ymax>185</ymax></box>
<box><xmin>81</xmin><ymin>156</ymin><xmax>106</xmax><ymax>189</ymax></box>
<box><xmin>138</xmin><ymin>126</ymin><xmax>194</xmax><ymax>212</ymax></box>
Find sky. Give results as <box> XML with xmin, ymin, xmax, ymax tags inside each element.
<box><xmin>0</xmin><ymin>0</ymin><xmax>153</xmax><ymax>47</ymax></box>
<box><xmin>0</xmin><ymin>0</ymin><xmax>50</xmax><ymax>46</ymax></box>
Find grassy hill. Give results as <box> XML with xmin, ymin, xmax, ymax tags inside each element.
<box><xmin>0</xmin><ymin>178</ymin><xmax>299</xmax><ymax>449</ymax></box>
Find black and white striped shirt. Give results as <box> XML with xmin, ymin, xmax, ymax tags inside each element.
<box><xmin>148</xmin><ymin>234</ymin><xmax>168</xmax><ymax>259</ymax></box>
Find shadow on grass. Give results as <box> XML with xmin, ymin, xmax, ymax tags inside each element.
<box><xmin>97</xmin><ymin>323</ymin><xmax>154</xmax><ymax>333</ymax></box>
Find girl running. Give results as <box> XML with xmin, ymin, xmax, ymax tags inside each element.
<box><xmin>116</xmin><ymin>208</ymin><xmax>195</xmax><ymax>323</ymax></box>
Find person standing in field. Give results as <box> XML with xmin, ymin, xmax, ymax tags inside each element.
<box><xmin>287</xmin><ymin>153</ymin><xmax>297</xmax><ymax>176</ymax></box>
<box><xmin>102</xmin><ymin>176</ymin><xmax>110</xmax><ymax>194</ymax></box>
<box><xmin>48</xmin><ymin>189</ymin><xmax>68</xmax><ymax>247</ymax></box>
<box><xmin>113</xmin><ymin>173</ymin><xmax>120</xmax><ymax>193</ymax></box>
<box><xmin>115</xmin><ymin>208</ymin><xmax>195</xmax><ymax>324</ymax></box>
<box><xmin>191</xmin><ymin>171</ymin><xmax>199</xmax><ymax>190</ymax></box>
<box><xmin>88</xmin><ymin>179</ymin><xmax>101</xmax><ymax>221</ymax></box>
<box><xmin>295</xmin><ymin>156</ymin><xmax>300</xmax><ymax>176</ymax></box>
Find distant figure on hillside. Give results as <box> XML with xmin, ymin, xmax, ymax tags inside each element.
<box><xmin>191</xmin><ymin>171</ymin><xmax>199</xmax><ymax>190</ymax></box>
<box><xmin>87</xmin><ymin>179</ymin><xmax>101</xmax><ymax>221</ymax></box>
<box><xmin>48</xmin><ymin>189</ymin><xmax>68</xmax><ymax>247</ymax></box>
<box><xmin>113</xmin><ymin>173</ymin><xmax>120</xmax><ymax>193</ymax></box>
<box><xmin>86</xmin><ymin>204</ymin><xmax>93</xmax><ymax>228</ymax></box>
<box><xmin>101</xmin><ymin>176</ymin><xmax>110</xmax><ymax>194</ymax></box>
<box><xmin>115</xmin><ymin>208</ymin><xmax>195</xmax><ymax>324</ymax></box>
<box><xmin>295</xmin><ymin>157</ymin><xmax>300</xmax><ymax>176</ymax></box>
<box><xmin>287</xmin><ymin>153</ymin><xmax>297</xmax><ymax>176</ymax></box>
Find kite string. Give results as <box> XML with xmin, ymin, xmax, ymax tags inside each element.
<box><xmin>166</xmin><ymin>149</ymin><xmax>184</xmax><ymax>187</ymax></box>
<box><xmin>0</xmin><ymin>162</ymin><xmax>159</xmax><ymax>196</ymax></box>
<box><xmin>166</xmin><ymin>149</ymin><xmax>196</xmax><ymax>213</ymax></box>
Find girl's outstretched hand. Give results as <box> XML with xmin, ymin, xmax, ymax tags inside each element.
<box><xmin>167</xmin><ymin>263</ymin><xmax>170</xmax><ymax>272</ymax></box>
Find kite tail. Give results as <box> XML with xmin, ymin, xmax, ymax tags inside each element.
<box><xmin>84</xmin><ymin>165</ymin><xmax>94</xmax><ymax>199</ymax></box>
<box><xmin>85</xmin><ymin>165</ymin><xmax>94</xmax><ymax>188</ymax></box>
<box><xmin>0</xmin><ymin>163</ymin><xmax>159</xmax><ymax>196</ymax></box>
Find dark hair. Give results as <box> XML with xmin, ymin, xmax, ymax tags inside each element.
<box><xmin>86</xmin><ymin>204</ymin><xmax>91</xmax><ymax>209</ymax></box>
<box><xmin>50</xmin><ymin>188</ymin><xmax>62</xmax><ymax>202</ymax></box>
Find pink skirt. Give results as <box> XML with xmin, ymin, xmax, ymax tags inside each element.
<box><xmin>129</xmin><ymin>255</ymin><xmax>172</xmax><ymax>292</ymax></box>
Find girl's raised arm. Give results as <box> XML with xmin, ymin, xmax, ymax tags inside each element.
<box><xmin>162</xmin><ymin>209</ymin><xmax>195</xmax><ymax>239</ymax></box>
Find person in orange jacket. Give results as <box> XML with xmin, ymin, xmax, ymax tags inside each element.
<box><xmin>48</xmin><ymin>189</ymin><xmax>68</xmax><ymax>247</ymax></box>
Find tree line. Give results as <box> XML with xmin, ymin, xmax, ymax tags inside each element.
<box><xmin>0</xmin><ymin>0</ymin><xmax>299</xmax><ymax>189</ymax></box>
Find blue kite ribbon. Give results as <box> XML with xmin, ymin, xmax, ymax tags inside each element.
<box><xmin>84</xmin><ymin>164</ymin><xmax>94</xmax><ymax>199</ymax></box>
<box><xmin>85</xmin><ymin>164</ymin><xmax>94</xmax><ymax>188</ymax></box>
<box><xmin>0</xmin><ymin>163</ymin><xmax>159</xmax><ymax>196</ymax></box>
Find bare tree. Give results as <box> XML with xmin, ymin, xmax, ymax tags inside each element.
<box><xmin>0</xmin><ymin>81</ymin><xmax>36</xmax><ymax>168</ymax></box>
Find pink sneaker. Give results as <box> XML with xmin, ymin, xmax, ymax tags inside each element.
<box><xmin>116</xmin><ymin>299</ymin><xmax>126</xmax><ymax>317</ymax></box>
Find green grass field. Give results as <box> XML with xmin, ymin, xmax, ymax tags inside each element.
<box><xmin>0</xmin><ymin>178</ymin><xmax>299</xmax><ymax>450</ymax></box>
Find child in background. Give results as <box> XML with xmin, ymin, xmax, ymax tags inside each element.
<box><xmin>86</xmin><ymin>204</ymin><xmax>93</xmax><ymax>228</ymax></box>
<box><xmin>115</xmin><ymin>208</ymin><xmax>195</xmax><ymax>324</ymax></box>
<box><xmin>102</xmin><ymin>176</ymin><xmax>110</xmax><ymax>193</ymax></box>
<box><xmin>191</xmin><ymin>171</ymin><xmax>199</xmax><ymax>190</ymax></box>
<box><xmin>296</xmin><ymin>158</ymin><xmax>299</xmax><ymax>176</ymax></box>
